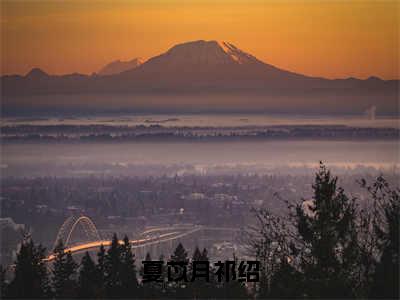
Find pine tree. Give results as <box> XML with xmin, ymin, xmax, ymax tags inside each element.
<box><xmin>200</xmin><ymin>248</ymin><xmax>209</xmax><ymax>261</ymax></box>
<box><xmin>96</xmin><ymin>243</ymin><xmax>106</xmax><ymax>296</ymax></box>
<box><xmin>78</xmin><ymin>252</ymin><xmax>99</xmax><ymax>298</ymax></box>
<box><xmin>52</xmin><ymin>240</ymin><xmax>78</xmax><ymax>298</ymax></box>
<box><xmin>296</xmin><ymin>163</ymin><xmax>358</xmax><ymax>298</ymax></box>
<box><xmin>189</xmin><ymin>246</ymin><xmax>202</xmax><ymax>298</ymax></box>
<box><xmin>6</xmin><ymin>239</ymin><xmax>50</xmax><ymax>298</ymax></box>
<box><xmin>141</xmin><ymin>252</ymin><xmax>168</xmax><ymax>298</ymax></box>
<box><xmin>140</xmin><ymin>252</ymin><xmax>152</xmax><ymax>278</ymax></box>
<box><xmin>141</xmin><ymin>252</ymin><xmax>157</xmax><ymax>298</ymax></box>
<box><xmin>192</xmin><ymin>246</ymin><xmax>202</xmax><ymax>261</ymax></box>
<box><xmin>171</xmin><ymin>243</ymin><xmax>188</xmax><ymax>263</ymax></box>
<box><xmin>190</xmin><ymin>246</ymin><xmax>216</xmax><ymax>299</ymax></box>
<box><xmin>120</xmin><ymin>235</ymin><xmax>139</xmax><ymax>297</ymax></box>
<box><xmin>367</xmin><ymin>176</ymin><xmax>399</xmax><ymax>299</ymax></box>
<box><xmin>246</xmin><ymin>165</ymin><xmax>399</xmax><ymax>299</ymax></box>
<box><xmin>158</xmin><ymin>253</ymin><xmax>168</xmax><ymax>298</ymax></box>
<box><xmin>104</xmin><ymin>234</ymin><xmax>123</xmax><ymax>297</ymax></box>
<box><xmin>169</xmin><ymin>243</ymin><xmax>189</xmax><ymax>298</ymax></box>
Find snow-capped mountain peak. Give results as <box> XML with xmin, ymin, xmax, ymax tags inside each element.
<box><xmin>98</xmin><ymin>57</ymin><xmax>143</xmax><ymax>75</ymax></box>
<box><xmin>155</xmin><ymin>40</ymin><xmax>260</xmax><ymax>66</ymax></box>
<box><xmin>216</xmin><ymin>41</ymin><xmax>258</xmax><ymax>65</ymax></box>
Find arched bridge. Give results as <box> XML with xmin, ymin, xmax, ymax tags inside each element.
<box><xmin>46</xmin><ymin>215</ymin><xmax>240</xmax><ymax>262</ymax></box>
<box><xmin>52</xmin><ymin>215</ymin><xmax>101</xmax><ymax>252</ymax></box>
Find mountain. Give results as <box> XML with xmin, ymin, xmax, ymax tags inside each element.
<box><xmin>1</xmin><ymin>40</ymin><xmax>398</xmax><ymax>114</ymax></box>
<box><xmin>97</xmin><ymin>58</ymin><xmax>143</xmax><ymax>75</ymax></box>
<box><xmin>115</xmin><ymin>40</ymin><xmax>312</xmax><ymax>88</ymax></box>
<box><xmin>25</xmin><ymin>68</ymin><xmax>49</xmax><ymax>79</ymax></box>
<box><xmin>139</xmin><ymin>40</ymin><xmax>264</xmax><ymax>68</ymax></box>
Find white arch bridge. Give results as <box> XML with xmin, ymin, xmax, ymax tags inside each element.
<box><xmin>45</xmin><ymin>215</ymin><xmax>240</xmax><ymax>262</ymax></box>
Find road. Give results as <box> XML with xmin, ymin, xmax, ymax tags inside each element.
<box><xmin>44</xmin><ymin>225</ymin><xmax>240</xmax><ymax>262</ymax></box>
<box><xmin>44</xmin><ymin>228</ymin><xmax>199</xmax><ymax>262</ymax></box>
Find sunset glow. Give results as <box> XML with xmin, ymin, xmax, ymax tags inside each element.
<box><xmin>1</xmin><ymin>0</ymin><xmax>399</xmax><ymax>79</ymax></box>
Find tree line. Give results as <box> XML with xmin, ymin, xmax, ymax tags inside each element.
<box><xmin>0</xmin><ymin>235</ymin><xmax>248</xmax><ymax>299</ymax></box>
<box><xmin>247</xmin><ymin>163</ymin><xmax>398</xmax><ymax>299</ymax></box>
<box><xmin>1</xmin><ymin>163</ymin><xmax>398</xmax><ymax>299</ymax></box>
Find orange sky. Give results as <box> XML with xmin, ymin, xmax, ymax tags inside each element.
<box><xmin>1</xmin><ymin>0</ymin><xmax>399</xmax><ymax>79</ymax></box>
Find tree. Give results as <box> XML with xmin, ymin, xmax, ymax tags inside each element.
<box><xmin>267</xmin><ymin>260</ymin><xmax>303</xmax><ymax>298</ymax></box>
<box><xmin>171</xmin><ymin>243</ymin><xmax>188</xmax><ymax>263</ymax></box>
<box><xmin>200</xmin><ymin>248</ymin><xmax>209</xmax><ymax>261</ymax></box>
<box><xmin>189</xmin><ymin>246</ymin><xmax>219</xmax><ymax>299</ymax></box>
<box><xmin>104</xmin><ymin>234</ymin><xmax>123</xmax><ymax>297</ymax></box>
<box><xmin>159</xmin><ymin>253</ymin><xmax>169</xmax><ymax>298</ymax></box>
<box><xmin>364</xmin><ymin>176</ymin><xmax>399</xmax><ymax>299</ymax></box>
<box><xmin>96</xmin><ymin>243</ymin><xmax>106</xmax><ymax>296</ymax></box>
<box><xmin>192</xmin><ymin>246</ymin><xmax>202</xmax><ymax>262</ymax></box>
<box><xmin>246</xmin><ymin>164</ymin><xmax>399</xmax><ymax>299</ymax></box>
<box><xmin>78</xmin><ymin>252</ymin><xmax>99</xmax><ymax>298</ymax></box>
<box><xmin>214</xmin><ymin>255</ymin><xmax>249</xmax><ymax>299</ymax></box>
<box><xmin>119</xmin><ymin>235</ymin><xmax>139</xmax><ymax>297</ymax></box>
<box><xmin>295</xmin><ymin>163</ymin><xmax>358</xmax><ymax>298</ymax></box>
<box><xmin>52</xmin><ymin>240</ymin><xmax>78</xmax><ymax>298</ymax></box>
<box><xmin>189</xmin><ymin>246</ymin><xmax>205</xmax><ymax>298</ymax></box>
<box><xmin>141</xmin><ymin>252</ymin><xmax>158</xmax><ymax>298</ymax></box>
<box><xmin>169</xmin><ymin>243</ymin><xmax>189</xmax><ymax>298</ymax></box>
<box><xmin>246</xmin><ymin>208</ymin><xmax>298</xmax><ymax>298</ymax></box>
<box><xmin>140</xmin><ymin>252</ymin><xmax>152</xmax><ymax>277</ymax></box>
<box><xmin>6</xmin><ymin>239</ymin><xmax>50</xmax><ymax>298</ymax></box>
<box><xmin>248</xmin><ymin>163</ymin><xmax>363</xmax><ymax>298</ymax></box>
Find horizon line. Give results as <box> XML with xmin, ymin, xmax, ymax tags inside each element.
<box><xmin>1</xmin><ymin>39</ymin><xmax>399</xmax><ymax>81</ymax></box>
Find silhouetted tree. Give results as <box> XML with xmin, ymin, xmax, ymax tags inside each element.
<box><xmin>96</xmin><ymin>244</ymin><xmax>106</xmax><ymax>296</ymax></box>
<box><xmin>192</xmin><ymin>246</ymin><xmax>202</xmax><ymax>262</ymax></box>
<box><xmin>215</xmin><ymin>255</ymin><xmax>248</xmax><ymax>299</ymax></box>
<box><xmin>104</xmin><ymin>234</ymin><xmax>123</xmax><ymax>297</ymax></box>
<box><xmin>170</xmin><ymin>243</ymin><xmax>188</xmax><ymax>263</ymax></box>
<box><xmin>78</xmin><ymin>252</ymin><xmax>99</xmax><ymax>298</ymax></box>
<box><xmin>247</xmin><ymin>208</ymin><xmax>298</xmax><ymax>298</ymax></box>
<box><xmin>4</xmin><ymin>167</ymin><xmax>398</xmax><ymax>299</ymax></box>
<box><xmin>295</xmin><ymin>163</ymin><xmax>358</xmax><ymax>298</ymax></box>
<box><xmin>189</xmin><ymin>246</ymin><xmax>205</xmax><ymax>298</ymax></box>
<box><xmin>248</xmin><ymin>163</ymin><xmax>365</xmax><ymax>298</ymax></box>
<box><xmin>141</xmin><ymin>252</ymin><xmax>157</xmax><ymax>298</ymax></box>
<box><xmin>169</xmin><ymin>243</ymin><xmax>189</xmax><ymax>298</ymax></box>
<box><xmin>119</xmin><ymin>235</ymin><xmax>139</xmax><ymax>297</ymax></box>
<box><xmin>6</xmin><ymin>239</ymin><xmax>50</xmax><ymax>298</ymax></box>
<box><xmin>364</xmin><ymin>176</ymin><xmax>399</xmax><ymax>299</ymax></box>
<box><xmin>190</xmin><ymin>246</ymin><xmax>219</xmax><ymax>299</ymax></box>
<box><xmin>157</xmin><ymin>253</ymin><xmax>168</xmax><ymax>298</ymax></box>
<box><xmin>200</xmin><ymin>248</ymin><xmax>209</xmax><ymax>261</ymax></box>
<box><xmin>140</xmin><ymin>252</ymin><xmax>152</xmax><ymax>278</ymax></box>
<box><xmin>268</xmin><ymin>260</ymin><xmax>303</xmax><ymax>298</ymax></box>
<box><xmin>52</xmin><ymin>240</ymin><xmax>78</xmax><ymax>298</ymax></box>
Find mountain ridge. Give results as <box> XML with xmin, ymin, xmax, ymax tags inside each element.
<box><xmin>98</xmin><ymin>58</ymin><xmax>143</xmax><ymax>76</ymax></box>
<box><xmin>2</xmin><ymin>40</ymin><xmax>390</xmax><ymax>81</ymax></box>
<box><xmin>1</xmin><ymin>40</ymin><xmax>398</xmax><ymax>115</ymax></box>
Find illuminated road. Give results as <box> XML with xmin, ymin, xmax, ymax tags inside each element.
<box><xmin>44</xmin><ymin>228</ymin><xmax>199</xmax><ymax>262</ymax></box>
<box><xmin>44</xmin><ymin>225</ymin><xmax>241</xmax><ymax>262</ymax></box>
<box><xmin>4</xmin><ymin>216</ymin><xmax>243</xmax><ymax>269</ymax></box>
